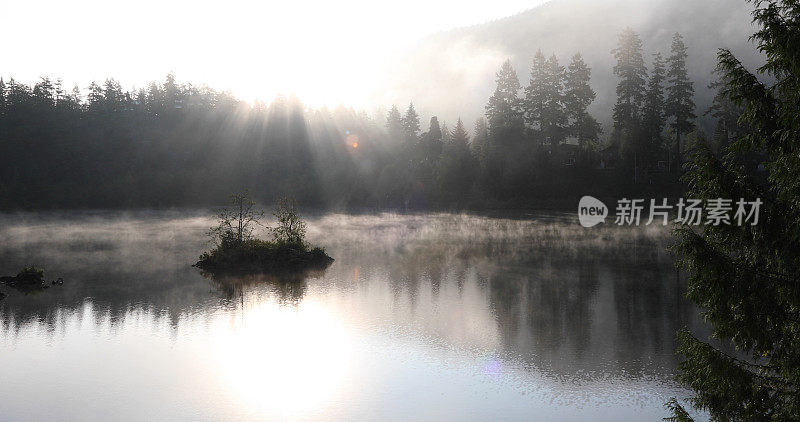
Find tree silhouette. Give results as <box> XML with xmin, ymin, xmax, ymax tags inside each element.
<box><xmin>641</xmin><ymin>52</ymin><xmax>667</xmax><ymax>164</ymax></box>
<box><xmin>564</xmin><ymin>53</ymin><xmax>601</xmax><ymax>153</ymax></box>
<box><xmin>671</xmin><ymin>0</ymin><xmax>800</xmax><ymax>419</ymax></box>
<box><xmin>665</xmin><ymin>32</ymin><xmax>696</xmax><ymax>173</ymax></box>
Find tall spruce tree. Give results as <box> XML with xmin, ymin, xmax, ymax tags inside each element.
<box><xmin>0</xmin><ymin>78</ymin><xmax>6</xmax><ymax>119</ymax></box>
<box><xmin>440</xmin><ymin>120</ymin><xmax>452</xmax><ymax>145</ymax></box>
<box><xmin>706</xmin><ymin>68</ymin><xmax>745</xmax><ymax>155</ymax></box>
<box><xmin>564</xmin><ymin>53</ymin><xmax>601</xmax><ymax>152</ymax></box>
<box><xmin>641</xmin><ymin>52</ymin><xmax>667</xmax><ymax>164</ymax></box>
<box><xmin>669</xmin><ymin>0</ymin><xmax>800</xmax><ymax>419</ymax></box>
<box><xmin>32</xmin><ymin>77</ymin><xmax>55</xmax><ymax>108</ymax></box>
<box><xmin>485</xmin><ymin>59</ymin><xmax>526</xmax><ymax>196</ymax></box>
<box><xmin>524</xmin><ymin>51</ymin><xmax>566</xmax><ymax>146</ymax></box>
<box><xmin>486</xmin><ymin>59</ymin><xmax>524</xmax><ymax>146</ymax></box>
<box><xmin>386</xmin><ymin>105</ymin><xmax>404</xmax><ymax>143</ymax></box>
<box><xmin>542</xmin><ymin>54</ymin><xmax>568</xmax><ymax>146</ymax></box>
<box><xmin>423</xmin><ymin>116</ymin><xmax>443</xmax><ymax>158</ymax></box>
<box><xmin>87</xmin><ymin>81</ymin><xmax>105</xmax><ymax>112</ymax></box>
<box><xmin>69</xmin><ymin>85</ymin><xmax>82</xmax><ymax>111</ymax></box>
<box><xmin>611</xmin><ymin>28</ymin><xmax>648</xmax><ymax>145</ymax></box>
<box><xmin>437</xmin><ymin>117</ymin><xmax>476</xmax><ymax>203</ymax></box>
<box><xmin>665</xmin><ymin>32</ymin><xmax>696</xmax><ymax>173</ymax></box>
<box><xmin>472</xmin><ymin>117</ymin><xmax>490</xmax><ymax>165</ymax></box>
<box><xmin>401</xmin><ymin>102</ymin><xmax>420</xmax><ymax>142</ymax></box>
<box><xmin>450</xmin><ymin>118</ymin><xmax>469</xmax><ymax>148</ymax></box>
<box><xmin>523</xmin><ymin>50</ymin><xmax>548</xmax><ymax>139</ymax></box>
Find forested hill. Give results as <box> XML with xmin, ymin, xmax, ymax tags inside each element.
<box><xmin>384</xmin><ymin>0</ymin><xmax>762</xmax><ymax>133</ymax></box>
<box><xmin>0</xmin><ymin>0</ymin><xmax>763</xmax><ymax>210</ymax></box>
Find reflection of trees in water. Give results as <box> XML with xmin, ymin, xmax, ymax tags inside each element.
<box><xmin>477</xmin><ymin>230</ymin><xmax>702</xmax><ymax>380</ymax></box>
<box><xmin>203</xmin><ymin>270</ymin><xmax>329</xmax><ymax>305</ymax></box>
<box><xmin>0</xmin><ymin>211</ymin><xmax>706</xmax><ymax>383</ymax></box>
<box><xmin>0</xmin><ymin>267</ymin><xmax>329</xmax><ymax>337</ymax></box>
<box><xmin>318</xmin><ymin>213</ymin><xmax>704</xmax><ymax>380</ymax></box>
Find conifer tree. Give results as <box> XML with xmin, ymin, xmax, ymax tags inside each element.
<box><xmin>523</xmin><ymin>50</ymin><xmax>548</xmax><ymax>138</ymax></box>
<box><xmin>564</xmin><ymin>53</ymin><xmax>601</xmax><ymax>152</ymax></box>
<box><xmin>87</xmin><ymin>81</ymin><xmax>105</xmax><ymax>111</ymax></box>
<box><xmin>486</xmin><ymin>59</ymin><xmax>524</xmax><ymax>146</ymax></box>
<box><xmin>641</xmin><ymin>52</ymin><xmax>667</xmax><ymax>164</ymax></box>
<box><xmin>423</xmin><ymin>116</ymin><xmax>443</xmax><ymax>158</ymax></box>
<box><xmin>146</xmin><ymin>82</ymin><xmax>164</xmax><ymax>114</ymax></box>
<box><xmin>386</xmin><ymin>104</ymin><xmax>404</xmax><ymax>142</ymax></box>
<box><xmin>450</xmin><ymin>118</ymin><xmax>469</xmax><ymax>148</ymax></box>
<box><xmin>103</xmin><ymin>79</ymin><xmax>124</xmax><ymax>112</ymax></box>
<box><xmin>670</xmin><ymin>1</ymin><xmax>800</xmax><ymax>419</ymax></box>
<box><xmin>438</xmin><ymin>117</ymin><xmax>476</xmax><ymax>203</ymax></box>
<box><xmin>440</xmin><ymin>120</ymin><xmax>452</xmax><ymax>145</ymax></box>
<box><xmin>0</xmin><ymin>78</ymin><xmax>6</xmax><ymax>119</ymax></box>
<box><xmin>164</xmin><ymin>73</ymin><xmax>180</xmax><ymax>110</ymax></box>
<box><xmin>665</xmin><ymin>32</ymin><xmax>696</xmax><ymax>172</ymax></box>
<box><xmin>401</xmin><ymin>102</ymin><xmax>420</xmax><ymax>142</ymax></box>
<box><xmin>485</xmin><ymin>59</ymin><xmax>530</xmax><ymax>196</ymax></box>
<box><xmin>472</xmin><ymin>117</ymin><xmax>490</xmax><ymax>164</ymax></box>
<box><xmin>69</xmin><ymin>85</ymin><xmax>82</xmax><ymax>111</ymax></box>
<box><xmin>611</xmin><ymin>28</ymin><xmax>647</xmax><ymax>143</ymax></box>
<box><xmin>541</xmin><ymin>54</ymin><xmax>568</xmax><ymax>146</ymax></box>
<box><xmin>32</xmin><ymin>77</ymin><xmax>55</xmax><ymax>108</ymax></box>
<box><xmin>705</xmin><ymin>69</ymin><xmax>745</xmax><ymax>154</ymax></box>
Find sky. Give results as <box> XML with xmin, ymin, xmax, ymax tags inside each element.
<box><xmin>3</xmin><ymin>0</ymin><xmax>547</xmax><ymax>109</ymax></box>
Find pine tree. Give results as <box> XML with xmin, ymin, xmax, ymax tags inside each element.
<box><xmin>135</xmin><ymin>88</ymin><xmax>147</xmax><ymax>112</ymax></box>
<box><xmin>611</xmin><ymin>28</ymin><xmax>647</xmax><ymax>143</ymax></box>
<box><xmin>641</xmin><ymin>52</ymin><xmax>667</xmax><ymax>164</ymax></box>
<box><xmin>69</xmin><ymin>85</ymin><xmax>82</xmax><ymax>111</ymax></box>
<box><xmin>564</xmin><ymin>53</ymin><xmax>601</xmax><ymax>152</ymax></box>
<box><xmin>705</xmin><ymin>68</ymin><xmax>744</xmax><ymax>154</ymax></box>
<box><xmin>401</xmin><ymin>102</ymin><xmax>420</xmax><ymax>142</ymax></box>
<box><xmin>4</xmin><ymin>78</ymin><xmax>30</xmax><ymax>111</ymax></box>
<box><xmin>670</xmin><ymin>0</ymin><xmax>800</xmax><ymax>419</ymax></box>
<box><xmin>0</xmin><ymin>78</ymin><xmax>6</xmax><ymax>119</ymax></box>
<box><xmin>146</xmin><ymin>82</ymin><xmax>164</xmax><ymax>114</ymax></box>
<box><xmin>87</xmin><ymin>81</ymin><xmax>105</xmax><ymax>111</ymax></box>
<box><xmin>164</xmin><ymin>72</ymin><xmax>180</xmax><ymax>110</ymax></box>
<box><xmin>486</xmin><ymin>59</ymin><xmax>524</xmax><ymax>146</ymax></box>
<box><xmin>53</xmin><ymin>78</ymin><xmax>65</xmax><ymax>108</ymax></box>
<box><xmin>32</xmin><ymin>77</ymin><xmax>55</xmax><ymax>108</ymax></box>
<box><xmin>485</xmin><ymin>59</ymin><xmax>530</xmax><ymax>197</ymax></box>
<box><xmin>426</xmin><ymin>116</ymin><xmax>442</xmax><ymax>143</ymax></box>
<box><xmin>665</xmin><ymin>32</ymin><xmax>696</xmax><ymax>172</ymax></box>
<box><xmin>440</xmin><ymin>120</ymin><xmax>452</xmax><ymax>145</ymax></box>
<box><xmin>385</xmin><ymin>104</ymin><xmax>404</xmax><ymax>143</ymax></box>
<box><xmin>523</xmin><ymin>50</ymin><xmax>548</xmax><ymax>137</ymax></box>
<box><xmin>450</xmin><ymin>118</ymin><xmax>469</xmax><ymax>148</ymax></box>
<box><xmin>438</xmin><ymin>117</ymin><xmax>476</xmax><ymax>203</ymax></box>
<box><xmin>103</xmin><ymin>79</ymin><xmax>124</xmax><ymax>112</ymax></box>
<box><xmin>524</xmin><ymin>51</ymin><xmax>567</xmax><ymax>146</ymax></box>
<box><xmin>423</xmin><ymin>116</ymin><xmax>443</xmax><ymax>158</ymax></box>
<box><xmin>542</xmin><ymin>54</ymin><xmax>568</xmax><ymax>146</ymax></box>
<box><xmin>472</xmin><ymin>117</ymin><xmax>490</xmax><ymax>164</ymax></box>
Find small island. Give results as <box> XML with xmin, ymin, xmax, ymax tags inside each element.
<box><xmin>0</xmin><ymin>266</ymin><xmax>63</xmax><ymax>293</ymax></box>
<box><xmin>195</xmin><ymin>193</ymin><xmax>333</xmax><ymax>274</ymax></box>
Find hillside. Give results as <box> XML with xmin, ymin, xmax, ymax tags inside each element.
<box><xmin>378</xmin><ymin>0</ymin><xmax>763</xmax><ymax>137</ymax></box>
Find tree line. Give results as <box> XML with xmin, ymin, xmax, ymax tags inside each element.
<box><xmin>0</xmin><ymin>28</ymin><xmax>724</xmax><ymax>209</ymax></box>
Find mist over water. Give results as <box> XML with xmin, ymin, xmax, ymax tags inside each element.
<box><xmin>0</xmin><ymin>210</ymin><xmax>706</xmax><ymax>421</ymax></box>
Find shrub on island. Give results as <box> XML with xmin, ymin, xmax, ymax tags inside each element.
<box><xmin>195</xmin><ymin>193</ymin><xmax>332</xmax><ymax>274</ymax></box>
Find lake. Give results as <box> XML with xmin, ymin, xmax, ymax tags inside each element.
<box><xmin>0</xmin><ymin>210</ymin><xmax>707</xmax><ymax>421</ymax></box>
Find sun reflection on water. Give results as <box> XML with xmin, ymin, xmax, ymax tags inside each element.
<box><xmin>213</xmin><ymin>299</ymin><xmax>353</xmax><ymax>419</ymax></box>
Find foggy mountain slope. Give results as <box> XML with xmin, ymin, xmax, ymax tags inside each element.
<box><xmin>381</xmin><ymin>0</ymin><xmax>762</xmax><ymax>137</ymax></box>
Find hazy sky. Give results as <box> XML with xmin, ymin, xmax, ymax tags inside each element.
<box><xmin>3</xmin><ymin>0</ymin><xmax>547</xmax><ymax>108</ymax></box>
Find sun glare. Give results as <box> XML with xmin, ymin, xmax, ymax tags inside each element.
<box><xmin>3</xmin><ymin>0</ymin><xmax>544</xmax><ymax>110</ymax></box>
<box><xmin>213</xmin><ymin>299</ymin><xmax>353</xmax><ymax>419</ymax></box>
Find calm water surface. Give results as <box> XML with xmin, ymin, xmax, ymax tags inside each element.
<box><xmin>0</xmin><ymin>211</ymin><xmax>706</xmax><ymax>421</ymax></box>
